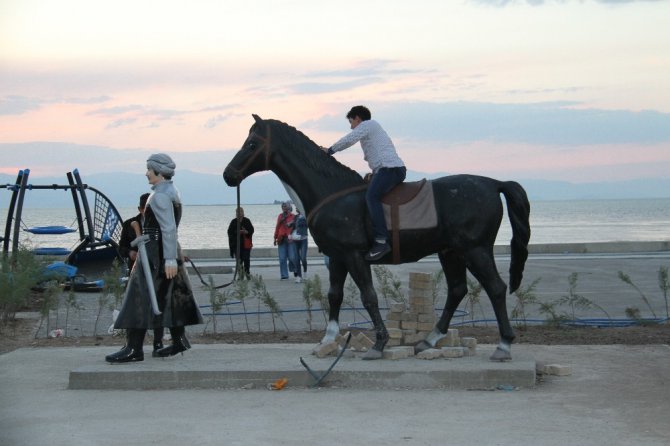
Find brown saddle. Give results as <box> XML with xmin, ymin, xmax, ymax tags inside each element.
<box><xmin>381</xmin><ymin>179</ymin><xmax>427</xmax><ymax>206</ymax></box>
<box><xmin>381</xmin><ymin>179</ymin><xmax>438</xmax><ymax>264</ymax></box>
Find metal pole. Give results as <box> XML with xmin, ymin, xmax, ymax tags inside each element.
<box><xmin>235</xmin><ymin>185</ymin><xmax>241</xmax><ymax>280</ymax></box>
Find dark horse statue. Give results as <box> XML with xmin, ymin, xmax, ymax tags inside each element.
<box><xmin>224</xmin><ymin>115</ymin><xmax>531</xmax><ymax>361</ymax></box>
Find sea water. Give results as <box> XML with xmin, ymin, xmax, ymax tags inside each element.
<box><xmin>3</xmin><ymin>198</ymin><xmax>669</xmax><ymax>251</ymax></box>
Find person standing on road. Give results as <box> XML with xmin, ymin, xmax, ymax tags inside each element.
<box><xmin>289</xmin><ymin>209</ymin><xmax>308</xmax><ymax>282</ymax></box>
<box><xmin>227</xmin><ymin>207</ymin><xmax>254</xmax><ymax>278</ymax></box>
<box><xmin>274</xmin><ymin>202</ymin><xmax>295</xmax><ymax>280</ymax></box>
<box><xmin>106</xmin><ymin>153</ymin><xmax>203</xmax><ymax>363</ymax></box>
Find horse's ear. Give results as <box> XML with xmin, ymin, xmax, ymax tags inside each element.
<box><xmin>252</xmin><ymin>114</ymin><xmax>262</xmax><ymax>123</ymax></box>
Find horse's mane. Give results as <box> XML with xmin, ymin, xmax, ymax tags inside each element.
<box><xmin>265</xmin><ymin>119</ymin><xmax>365</xmax><ymax>185</ymax></box>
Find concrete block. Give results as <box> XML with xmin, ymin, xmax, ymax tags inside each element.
<box><xmin>341</xmin><ymin>349</ymin><xmax>358</xmax><ymax>359</ymax></box>
<box><xmin>385</xmin><ymin>319</ymin><xmax>401</xmax><ymax>329</ymax></box>
<box><xmin>402</xmin><ymin>332</ymin><xmax>426</xmax><ymax>345</ymax></box>
<box><xmin>386</xmin><ymin>311</ymin><xmax>402</xmax><ymax>321</ymax></box>
<box><xmin>409</xmin><ymin>289</ymin><xmax>433</xmax><ymax>300</ymax></box>
<box><xmin>313</xmin><ymin>341</ymin><xmax>339</xmax><ymax>358</ymax></box>
<box><xmin>461</xmin><ymin>346</ymin><xmax>476</xmax><ymax>356</ymax></box>
<box><xmin>409</xmin><ymin>276</ymin><xmax>432</xmax><ymax>290</ymax></box>
<box><xmin>349</xmin><ymin>336</ymin><xmax>364</xmax><ymax>351</ymax></box>
<box><xmin>416</xmin><ymin>348</ymin><xmax>442</xmax><ymax>360</ymax></box>
<box><xmin>355</xmin><ymin>332</ymin><xmax>374</xmax><ymax>350</ymax></box>
<box><xmin>417</xmin><ymin>313</ymin><xmax>436</xmax><ymax>323</ymax></box>
<box><xmin>545</xmin><ymin>364</ymin><xmax>572</xmax><ymax>376</ymax></box>
<box><xmin>436</xmin><ymin>329</ymin><xmax>460</xmax><ymax>348</ymax></box>
<box><xmin>386</xmin><ymin>338</ymin><xmax>402</xmax><ymax>347</ymax></box>
<box><xmin>401</xmin><ymin>312</ymin><xmax>418</xmax><ymax>322</ymax></box>
<box><xmin>417</xmin><ymin>322</ymin><xmax>434</xmax><ymax>332</ymax></box>
<box><xmin>383</xmin><ymin>346</ymin><xmax>414</xmax><ymax>360</ymax></box>
<box><xmin>460</xmin><ymin>337</ymin><xmax>477</xmax><ymax>348</ymax></box>
<box><xmin>460</xmin><ymin>337</ymin><xmax>477</xmax><ymax>356</ymax></box>
<box><xmin>410</xmin><ymin>304</ymin><xmax>434</xmax><ymax>315</ymax></box>
<box><xmin>338</xmin><ymin>332</ymin><xmax>350</xmax><ymax>348</ymax></box>
<box><xmin>388</xmin><ymin>328</ymin><xmax>403</xmax><ymax>339</ymax></box>
<box><xmin>389</xmin><ymin>303</ymin><xmax>406</xmax><ymax>313</ymax></box>
<box><xmin>401</xmin><ymin>320</ymin><xmax>419</xmax><ymax>331</ymax></box>
<box><xmin>441</xmin><ymin>347</ymin><xmax>465</xmax><ymax>358</ymax></box>
<box><xmin>409</xmin><ymin>272</ymin><xmax>432</xmax><ymax>284</ymax></box>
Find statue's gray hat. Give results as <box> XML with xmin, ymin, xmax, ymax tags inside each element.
<box><xmin>147</xmin><ymin>153</ymin><xmax>176</xmax><ymax>177</ymax></box>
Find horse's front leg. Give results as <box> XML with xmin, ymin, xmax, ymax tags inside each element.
<box><xmin>346</xmin><ymin>254</ymin><xmax>388</xmax><ymax>360</ymax></box>
<box><xmin>320</xmin><ymin>258</ymin><xmax>347</xmax><ymax>344</ymax></box>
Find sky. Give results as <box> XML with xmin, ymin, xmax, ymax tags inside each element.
<box><xmin>1</xmin><ymin>0</ymin><xmax>669</xmax><ymax>184</ymax></box>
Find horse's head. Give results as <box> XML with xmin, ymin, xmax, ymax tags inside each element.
<box><xmin>224</xmin><ymin>114</ymin><xmax>364</xmax><ymax>191</ymax></box>
<box><xmin>223</xmin><ymin>114</ymin><xmax>271</xmax><ymax>186</ymax></box>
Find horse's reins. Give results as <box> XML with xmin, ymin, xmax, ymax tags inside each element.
<box><xmin>244</xmin><ymin>119</ymin><xmax>368</xmax><ymax>227</ymax></box>
<box><xmin>306</xmin><ymin>184</ymin><xmax>367</xmax><ymax>226</ymax></box>
<box><xmin>233</xmin><ymin>125</ymin><xmax>272</xmax><ymax>177</ymax></box>
<box><xmin>190</xmin><ymin>120</ymin><xmax>368</xmax><ymax>290</ymax></box>
<box><xmin>187</xmin><ymin>184</ymin><xmax>242</xmax><ymax>289</ymax></box>
<box><xmin>190</xmin><ymin>124</ymin><xmax>272</xmax><ymax>289</ymax></box>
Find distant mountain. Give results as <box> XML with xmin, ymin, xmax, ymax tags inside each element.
<box><xmin>0</xmin><ymin>170</ymin><xmax>286</xmax><ymax>208</ymax></box>
<box><xmin>2</xmin><ymin>142</ymin><xmax>669</xmax><ymax>206</ymax></box>
<box><xmin>1</xmin><ymin>170</ymin><xmax>669</xmax><ymax>208</ymax></box>
<box><xmin>519</xmin><ymin>178</ymin><xmax>670</xmax><ymax>200</ymax></box>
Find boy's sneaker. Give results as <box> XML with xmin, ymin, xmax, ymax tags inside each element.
<box><xmin>295</xmin><ymin>276</ymin><xmax>302</xmax><ymax>283</ymax></box>
<box><xmin>365</xmin><ymin>242</ymin><xmax>391</xmax><ymax>261</ymax></box>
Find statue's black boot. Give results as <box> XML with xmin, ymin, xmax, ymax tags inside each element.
<box><xmin>156</xmin><ymin>326</ymin><xmax>190</xmax><ymax>358</ymax></box>
<box><xmin>105</xmin><ymin>329</ymin><xmax>146</xmax><ymax>363</ymax></box>
<box><xmin>152</xmin><ymin>327</ymin><xmax>165</xmax><ymax>358</ymax></box>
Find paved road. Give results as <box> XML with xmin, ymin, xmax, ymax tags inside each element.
<box><xmin>1</xmin><ymin>344</ymin><xmax>669</xmax><ymax>445</ymax></box>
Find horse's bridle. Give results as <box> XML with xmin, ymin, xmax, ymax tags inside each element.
<box><xmin>234</xmin><ymin>119</ymin><xmax>368</xmax><ymax>227</ymax></box>
<box><xmin>234</xmin><ymin>123</ymin><xmax>272</xmax><ymax>179</ymax></box>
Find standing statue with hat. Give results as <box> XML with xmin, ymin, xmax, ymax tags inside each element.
<box><xmin>106</xmin><ymin>153</ymin><xmax>203</xmax><ymax>363</ymax></box>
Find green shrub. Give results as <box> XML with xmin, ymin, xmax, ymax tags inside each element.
<box><xmin>0</xmin><ymin>246</ymin><xmax>45</xmax><ymax>325</ymax></box>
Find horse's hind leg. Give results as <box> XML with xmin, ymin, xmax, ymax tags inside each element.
<box><xmin>415</xmin><ymin>251</ymin><xmax>468</xmax><ymax>354</ymax></box>
<box><xmin>321</xmin><ymin>258</ymin><xmax>347</xmax><ymax>344</ymax></box>
<box><xmin>346</xmin><ymin>255</ymin><xmax>388</xmax><ymax>360</ymax></box>
<box><xmin>466</xmin><ymin>247</ymin><xmax>515</xmax><ymax>361</ymax></box>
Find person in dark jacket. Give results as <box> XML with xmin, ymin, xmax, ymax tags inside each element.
<box><xmin>288</xmin><ymin>209</ymin><xmax>308</xmax><ymax>283</ymax></box>
<box><xmin>227</xmin><ymin>207</ymin><xmax>254</xmax><ymax>278</ymax></box>
<box><xmin>118</xmin><ymin>193</ymin><xmax>150</xmax><ymax>273</ymax></box>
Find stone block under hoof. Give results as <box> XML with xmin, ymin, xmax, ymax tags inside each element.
<box><xmin>414</xmin><ymin>340</ymin><xmax>433</xmax><ymax>354</ymax></box>
<box><xmin>416</xmin><ymin>348</ymin><xmax>442</xmax><ymax>360</ymax></box>
<box><xmin>361</xmin><ymin>349</ymin><xmax>384</xmax><ymax>360</ymax></box>
<box><xmin>489</xmin><ymin>347</ymin><xmax>512</xmax><ymax>362</ymax></box>
<box><xmin>313</xmin><ymin>341</ymin><xmax>339</xmax><ymax>358</ymax></box>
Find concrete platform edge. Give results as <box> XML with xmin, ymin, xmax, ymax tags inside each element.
<box><xmin>67</xmin><ymin>344</ymin><xmax>536</xmax><ymax>390</ymax></box>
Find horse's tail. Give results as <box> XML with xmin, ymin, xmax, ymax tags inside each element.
<box><xmin>499</xmin><ymin>181</ymin><xmax>531</xmax><ymax>293</ymax></box>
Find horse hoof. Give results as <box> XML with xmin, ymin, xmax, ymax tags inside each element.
<box><xmin>414</xmin><ymin>341</ymin><xmax>432</xmax><ymax>355</ymax></box>
<box><xmin>361</xmin><ymin>349</ymin><xmax>383</xmax><ymax>360</ymax></box>
<box><xmin>489</xmin><ymin>347</ymin><xmax>512</xmax><ymax>362</ymax></box>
